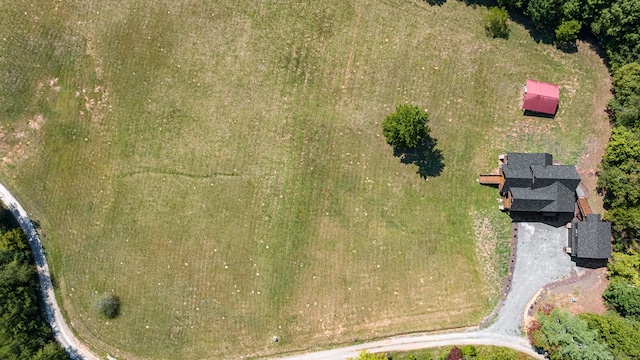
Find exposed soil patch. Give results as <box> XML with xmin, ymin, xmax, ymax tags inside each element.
<box><xmin>545</xmin><ymin>267</ymin><xmax>608</xmax><ymax>315</ymax></box>
<box><xmin>527</xmin><ymin>267</ymin><xmax>608</xmax><ymax>319</ymax></box>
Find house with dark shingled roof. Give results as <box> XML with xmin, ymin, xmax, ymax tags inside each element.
<box><xmin>479</xmin><ymin>152</ymin><xmax>612</xmax><ymax>261</ymax></box>
<box><xmin>567</xmin><ymin>214</ymin><xmax>612</xmax><ymax>259</ymax></box>
<box><xmin>499</xmin><ymin>152</ymin><xmax>581</xmax><ymax>215</ymax></box>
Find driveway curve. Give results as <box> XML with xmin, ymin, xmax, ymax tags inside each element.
<box><xmin>276</xmin><ymin>222</ymin><xmax>573</xmax><ymax>360</ymax></box>
<box><xmin>276</xmin><ymin>330</ymin><xmax>542</xmax><ymax>360</ymax></box>
<box><xmin>0</xmin><ymin>182</ymin><xmax>100</xmax><ymax>360</ymax></box>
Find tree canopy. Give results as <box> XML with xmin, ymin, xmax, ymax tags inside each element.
<box><xmin>592</xmin><ymin>0</ymin><xmax>640</xmax><ymax>69</ymax></box>
<box><xmin>381</xmin><ymin>105</ymin><xmax>431</xmax><ymax>149</ymax></box>
<box><xmin>0</xmin><ymin>220</ymin><xmax>67</xmax><ymax>360</ymax></box>
<box><xmin>580</xmin><ymin>313</ymin><xmax>640</xmax><ymax>360</ymax></box>
<box><xmin>531</xmin><ymin>309</ymin><xmax>613</xmax><ymax>360</ymax></box>
<box><xmin>597</xmin><ymin>126</ymin><xmax>640</xmax><ymax>209</ymax></box>
<box><xmin>94</xmin><ymin>294</ymin><xmax>120</xmax><ymax>319</ymax></box>
<box><xmin>527</xmin><ymin>0</ymin><xmax>564</xmax><ymax>28</ymax></box>
<box><xmin>484</xmin><ymin>7</ymin><xmax>510</xmax><ymax>39</ymax></box>
<box><xmin>555</xmin><ymin>20</ymin><xmax>581</xmax><ymax>46</ymax></box>
<box><xmin>604</xmin><ymin>281</ymin><xmax>640</xmax><ymax>320</ymax></box>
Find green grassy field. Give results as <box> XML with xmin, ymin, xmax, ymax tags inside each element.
<box><xmin>0</xmin><ymin>0</ymin><xmax>610</xmax><ymax>359</ymax></box>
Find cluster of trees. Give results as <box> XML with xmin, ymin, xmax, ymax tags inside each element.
<box><xmin>529</xmin><ymin>308</ymin><xmax>613</xmax><ymax>359</ymax></box>
<box><xmin>530</xmin><ymin>305</ymin><xmax>640</xmax><ymax>359</ymax></box>
<box><xmin>589</xmin><ymin>4</ymin><xmax>640</xmax><ymax>359</ymax></box>
<box><xmin>496</xmin><ymin>0</ymin><xmax>640</xmax><ymax>59</ymax></box>
<box><xmin>0</xmin><ymin>209</ymin><xmax>67</xmax><ymax>359</ymax></box>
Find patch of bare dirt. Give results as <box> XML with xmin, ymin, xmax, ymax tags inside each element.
<box><xmin>0</xmin><ymin>78</ymin><xmax>64</xmax><ymax>165</ymax></box>
<box><xmin>76</xmin><ymin>85</ymin><xmax>110</xmax><ymax>125</ymax></box>
<box><xmin>28</xmin><ymin>114</ymin><xmax>46</xmax><ymax>130</ymax></box>
<box><xmin>530</xmin><ymin>267</ymin><xmax>608</xmax><ymax>317</ymax></box>
<box><xmin>0</xmin><ymin>114</ymin><xmax>45</xmax><ymax>165</ymax></box>
<box><xmin>496</xmin><ymin>117</ymin><xmax>554</xmax><ymax>153</ymax></box>
<box><xmin>546</xmin><ymin>268</ymin><xmax>608</xmax><ymax>315</ymax></box>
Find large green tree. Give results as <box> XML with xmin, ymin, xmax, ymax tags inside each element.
<box><xmin>592</xmin><ymin>0</ymin><xmax>640</xmax><ymax>69</ymax></box>
<box><xmin>555</xmin><ymin>20</ymin><xmax>581</xmax><ymax>46</ymax></box>
<box><xmin>604</xmin><ymin>281</ymin><xmax>640</xmax><ymax>320</ymax></box>
<box><xmin>608</xmin><ymin>62</ymin><xmax>640</xmax><ymax>128</ymax></box>
<box><xmin>581</xmin><ymin>313</ymin><xmax>640</xmax><ymax>359</ymax></box>
<box><xmin>527</xmin><ymin>0</ymin><xmax>564</xmax><ymax>27</ymax></box>
<box><xmin>381</xmin><ymin>105</ymin><xmax>431</xmax><ymax>149</ymax></box>
<box><xmin>531</xmin><ymin>309</ymin><xmax>613</xmax><ymax>360</ymax></box>
<box><xmin>608</xmin><ymin>252</ymin><xmax>640</xmax><ymax>286</ymax></box>
<box><xmin>597</xmin><ymin>126</ymin><xmax>640</xmax><ymax>209</ymax></box>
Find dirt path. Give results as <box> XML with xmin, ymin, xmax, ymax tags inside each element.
<box><xmin>275</xmin><ymin>330</ymin><xmax>543</xmax><ymax>360</ymax></box>
<box><xmin>0</xmin><ymin>182</ymin><xmax>100</xmax><ymax>360</ymax></box>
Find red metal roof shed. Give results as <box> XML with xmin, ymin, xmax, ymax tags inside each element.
<box><xmin>522</xmin><ymin>80</ymin><xmax>559</xmax><ymax>115</ymax></box>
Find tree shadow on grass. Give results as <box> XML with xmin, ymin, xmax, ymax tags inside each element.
<box><xmin>393</xmin><ymin>137</ymin><xmax>445</xmax><ymax>179</ymax></box>
<box><xmin>0</xmin><ymin>206</ymin><xmax>21</xmax><ymax>230</ymax></box>
<box><xmin>424</xmin><ymin>0</ymin><xmax>447</xmax><ymax>6</ymax></box>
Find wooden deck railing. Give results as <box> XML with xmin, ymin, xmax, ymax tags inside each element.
<box><xmin>479</xmin><ymin>174</ymin><xmax>504</xmax><ymax>186</ymax></box>
<box><xmin>577</xmin><ymin>197</ymin><xmax>592</xmax><ymax>220</ymax></box>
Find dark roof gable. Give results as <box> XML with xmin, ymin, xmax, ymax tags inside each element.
<box><xmin>569</xmin><ymin>214</ymin><xmax>612</xmax><ymax>259</ymax></box>
<box><xmin>502</xmin><ymin>153</ymin><xmax>579</xmax><ymax>213</ymax></box>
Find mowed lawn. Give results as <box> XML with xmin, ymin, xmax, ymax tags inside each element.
<box><xmin>0</xmin><ymin>0</ymin><xmax>610</xmax><ymax>359</ymax></box>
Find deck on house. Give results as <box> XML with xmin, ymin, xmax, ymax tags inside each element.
<box><xmin>479</xmin><ymin>174</ymin><xmax>504</xmax><ymax>186</ymax></box>
<box><xmin>577</xmin><ymin>197</ymin><xmax>592</xmax><ymax>220</ymax></box>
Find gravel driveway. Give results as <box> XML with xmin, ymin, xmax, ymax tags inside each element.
<box><xmin>487</xmin><ymin>222</ymin><xmax>575</xmax><ymax>336</ymax></box>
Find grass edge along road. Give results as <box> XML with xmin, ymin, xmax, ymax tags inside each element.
<box><xmin>0</xmin><ymin>182</ymin><xmax>99</xmax><ymax>360</ymax></box>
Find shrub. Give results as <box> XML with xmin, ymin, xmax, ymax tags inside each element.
<box><xmin>483</xmin><ymin>7</ymin><xmax>510</xmax><ymax>39</ymax></box>
<box><xmin>94</xmin><ymin>294</ymin><xmax>120</xmax><ymax>319</ymax></box>
<box><xmin>445</xmin><ymin>346</ymin><xmax>463</xmax><ymax>360</ymax></box>
<box><xmin>555</xmin><ymin>20</ymin><xmax>581</xmax><ymax>46</ymax></box>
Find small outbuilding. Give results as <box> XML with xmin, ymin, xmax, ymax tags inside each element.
<box><xmin>567</xmin><ymin>214</ymin><xmax>612</xmax><ymax>260</ymax></box>
<box><xmin>522</xmin><ymin>80</ymin><xmax>559</xmax><ymax>115</ymax></box>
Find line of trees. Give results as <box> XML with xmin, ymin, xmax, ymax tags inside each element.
<box><xmin>0</xmin><ymin>208</ymin><xmax>68</xmax><ymax>360</ymax></box>
<box><xmin>496</xmin><ymin>0</ymin><xmax>640</xmax><ymax>62</ymax></box>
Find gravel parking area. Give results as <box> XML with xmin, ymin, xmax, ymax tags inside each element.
<box><xmin>488</xmin><ymin>222</ymin><xmax>575</xmax><ymax>336</ymax></box>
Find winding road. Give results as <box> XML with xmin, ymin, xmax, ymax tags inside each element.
<box><xmin>0</xmin><ymin>182</ymin><xmax>100</xmax><ymax>360</ymax></box>
<box><xmin>275</xmin><ymin>330</ymin><xmax>542</xmax><ymax>359</ymax></box>
<box><xmin>1</xmin><ymin>180</ymin><xmax>560</xmax><ymax>360</ymax></box>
